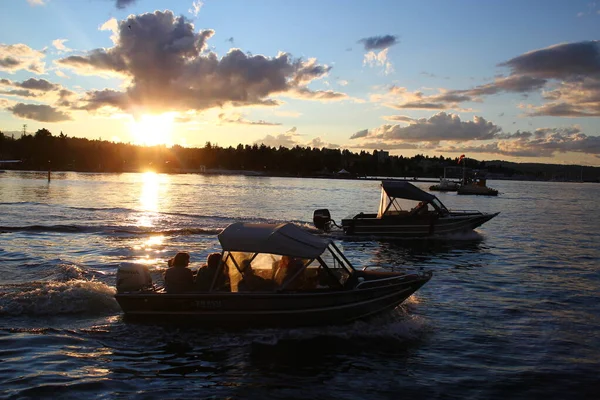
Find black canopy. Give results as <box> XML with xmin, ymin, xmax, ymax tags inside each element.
<box><xmin>381</xmin><ymin>181</ymin><xmax>435</xmax><ymax>202</ymax></box>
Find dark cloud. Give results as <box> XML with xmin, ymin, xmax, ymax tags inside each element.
<box><xmin>499</xmin><ymin>41</ymin><xmax>600</xmax><ymax>79</ymax></box>
<box><xmin>350</xmin><ymin>129</ymin><xmax>369</xmax><ymax>139</ymax></box>
<box><xmin>528</xmin><ymin>102</ymin><xmax>600</xmax><ymax>117</ymax></box>
<box><xmin>358</xmin><ymin>35</ymin><xmax>398</xmax><ymax>51</ymax></box>
<box><xmin>0</xmin><ymin>57</ymin><xmax>20</xmax><ymax>68</ymax></box>
<box><xmin>17</xmin><ymin>78</ymin><xmax>58</xmax><ymax>91</ymax></box>
<box><xmin>58</xmin><ymin>11</ymin><xmax>340</xmax><ymax>114</ymax></box>
<box><xmin>351</xmin><ymin>112</ymin><xmax>501</xmax><ymax>143</ymax></box>
<box><xmin>115</xmin><ymin>0</ymin><xmax>136</xmax><ymax>9</ymax></box>
<box><xmin>0</xmin><ymin>89</ymin><xmax>37</xmax><ymax>97</ymax></box>
<box><xmin>7</xmin><ymin>103</ymin><xmax>72</xmax><ymax>122</ymax></box>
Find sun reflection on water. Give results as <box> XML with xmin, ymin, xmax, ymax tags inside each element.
<box><xmin>137</xmin><ymin>172</ymin><xmax>164</xmax><ymax>227</ymax></box>
<box><xmin>141</xmin><ymin>172</ymin><xmax>160</xmax><ymax>212</ymax></box>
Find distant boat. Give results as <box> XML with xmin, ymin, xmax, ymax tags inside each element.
<box><xmin>313</xmin><ymin>181</ymin><xmax>499</xmax><ymax>238</ymax></box>
<box><xmin>457</xmin><ymin>178</ymin><xmax>498</xmax><ymax>196</ymax></box>
<box><xmin>430</xmin><ymin>177</ymin><xmax>460</xmax><ymax>192</ymax></box>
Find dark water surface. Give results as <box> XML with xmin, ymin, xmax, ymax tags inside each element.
<box><xmin>1</xmin><ymin>171</ymin><xmax>599</xmax><ymax>399</ymax></box>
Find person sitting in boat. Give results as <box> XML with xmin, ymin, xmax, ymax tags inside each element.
<box><xmin>164</xmin><ymin>252</ymin><xmax>194</xmax><ymax>293</ymax></box>
<box><xmin>274</xmin><ymin>256</ymin><xmax>306</xmax><ymax>290</ymax></box>
<box><xmin>194</xmin><ymin>252</ymin><xmax>221</xmax><ymax>291</ymax></box>
<box><xmin>413</xmin><ymin>201</ymin><xmax>429</xmax><ymax>216</ymax></box>
<box><xmin>238</xmin><ymin>260</ymin><xmax>274</xmax><ymax>292</ymax></box>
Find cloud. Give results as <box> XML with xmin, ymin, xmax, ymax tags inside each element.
<box><xmin>7</xmin><ymin>103</ymin><xmax>72</xmax><ymax>122</ymax></box>
<box><xmin>52</xmin><ymin>39</ymin><xmax>72</xmax><ymax>52</ymax></box>
<box><xmin>307</xmin><ymin>137</ymin><xmax>339</xmax><ymax>149</ymax></box>
<box><xmin>18</xmin><ymin>78</ymin><xmax>59</xmax><ymax>91</ymax></box>
<box><xmin>351</xmin><ymin>112</ymin><xmax>502</xmax><ymax>143</ymax></box>
<box><xmin>57</xmin><ymin>11</ymin><xmax>338</xmax><ymax>115</ymax></box>
<box><xmin>387</xmin><ymin>75</ymin><xmax>547</xmax><ymax>110</ymax></box>
<box><xmin>350</xmin><ymin>129</ymin><xmax>369</xmax><ymax>139</ymax></box>
<box><xmin>0</xmin><ymin>89</ymin><xmax>37</xmax><ymax>98</ymax></box>
<box><xmin>358</xmin><ymin>35</ymin><xmax>398</xmax><ymax>51</ymax></box>
<box><xmin>375</xmin><ymin>41</ymin><xmax>600</xmax><ymax>117</ymax></box>
<box><xmin>498</xmin><ymin>41</ymin><xmax>600</xmax><ymax>79</ymax></box>
<box><xmin>0</xmin><ymin>43</ymin><xmax>46</xmax><ymax>73</ymax></box>
<box><xmin>100</xmin><ymin>18</ymin><xmax>119</xmax><ymax>45</ymax></box>
<box><xmin>115</xmin><ymin>0</ymin><xmax>136</xmax><ymax>9</ymax></box>
<box><xmin>218</xmin><ymin>112</ymin><xmax>281</xmax><ymax>126</ymax></box>
<box><xmin>438</xmin><ymin>127</ymin><xmax>600</xmax><ymax>157</ymax></box>
<box><xmin>254</xmin><ymin>127</ymin><xmax>300</xmax><ymax>148</ymax></box>
<box><xmin>290</xmin><ymin>87</ymin><xmax>347</xmax><ymax>101</ymax></box>
<box><xmin>189</xmin><ymin>1</ymin><xmax>203</xmax><ymax>17</ymax></box>
<box><xmin>383</xmin><ymin>115</ymin><xmax>416</xmax><ymax>123</ymax></box>
<box><xmin>27</xmin><ymin>0</ymin><xmax>46</xmax><ymax>5</ymax></box>
<box><xmin>363</xmin><ymin>48</ymin><xmax>394</xmax><ymax>75</ymax></box>
<box><xmin>349</xmin><ymin>141</ymin><xmax>421</xmax><ymax>151</ymax></box>
<box><xmin>1</xmin><ymin>77</ymin><xmax>60</xmax><ymax>92</ymax></box>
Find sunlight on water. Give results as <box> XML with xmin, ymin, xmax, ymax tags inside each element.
<box><xmin>140</xmin><ymin>172</ymin><xmax>160</xmax><ymax>212</ymax></box>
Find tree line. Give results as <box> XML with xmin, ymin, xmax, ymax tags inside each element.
<box><xmin>0</xmin><ymin>127</ymin><xmax>579</xmax><ymax>179</ymax></box>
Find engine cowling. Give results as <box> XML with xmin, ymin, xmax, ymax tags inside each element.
<box><xmin>116</xmin><ymin>263</ymin><xmax>153</xmax><ymax>293</ymax></box>
<box><xmin>313</xmin><ymin>209</ymin><xmax>332</xmax><ymax>231</ymax></box>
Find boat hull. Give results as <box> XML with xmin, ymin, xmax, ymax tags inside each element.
<box><xmin>341</xmin><ymin>212</ymin><xmax>499</xmax><ymax>237</ymax></box>
<box><xmin>115</xmin><ymin>274</ymin><xmax>431</xmax><ymax>328</ymax></box>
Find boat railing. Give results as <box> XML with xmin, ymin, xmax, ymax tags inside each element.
<box><xmin>356</xmin><ymin>275</ymin><xmax>410</xmax><ymax>289</ymax></box>
<box><xmin>448</xmin><ymin>209</ymin><xmax>483</xmax><ymax>214</ymax></box>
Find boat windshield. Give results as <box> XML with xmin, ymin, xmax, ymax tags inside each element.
<box><xmin>378</xmin><ymin>195</ymin><xmax>422</xmax><ymax>217</ymax></box>
<box><xmin>431</xmin><ymin>198</ymin><xmax>449</xmax><ymax>214</ymax></box>
<box><xmin>220</xmin><ymin>246</ymin><xmax>354</xmax><ymax>292</ymax></box>
<box><xmin>222</xmin><ymin>251</ymin><xmax>333</xmax><ymax>292</ymax></box>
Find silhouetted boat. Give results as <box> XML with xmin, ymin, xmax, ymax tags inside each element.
<box><xmin>313</xmin><ymin>181</ymin><xmax>499</xmax><ymax>238</ymax></box>
<box><xmin>430</xmin><ymin>177</ymin><xmax>460</xmax><ymax>192</ymax></box>
<box><xmin>115</xmin><ymin>222</ymin><xmax>432</xmax><ymax>327</ymax></box>
<box><xmin>457</xmin><ymin>178</ymin><xmax>499</xmax><ymax>196</ymax></box>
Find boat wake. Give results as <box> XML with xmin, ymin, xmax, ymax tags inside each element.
<box><xmin>0</xmin><ymin>279</ymin><xmax>119</xmax><ymax>317</ymax></box>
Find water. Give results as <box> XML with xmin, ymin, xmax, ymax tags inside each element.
<box><xmin>1</xmin><ymin>171</ymin><xmax>599</xmax><ymax>399</ymax></box>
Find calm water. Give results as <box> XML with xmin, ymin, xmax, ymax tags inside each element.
<box><xmin>1</xmin><ymin>171</ymin><xmax>599</xmax><ymax>399</ymax></box>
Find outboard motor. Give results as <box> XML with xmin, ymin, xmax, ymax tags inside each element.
<box><xmin>116</xmin><ymin>263</ymin><xmax>153</xmax><ymax>293</ymax></box>
<box><xmin>313</xmin><ymin>209</ymin><xmax>333</xmax><ymax>232</ymax></box>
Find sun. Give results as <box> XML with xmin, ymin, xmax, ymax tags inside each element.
<box><xmin>129</xmin><ymin>113</ymin><xmax>175</xmax><ymax>146</ymax></box>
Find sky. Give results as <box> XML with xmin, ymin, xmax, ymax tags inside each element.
<box><xmin>1</xmin><ymin>0</ymin><xmax>600</xmax><ymax>166</ymax></box>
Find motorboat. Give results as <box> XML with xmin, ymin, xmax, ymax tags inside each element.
<box><xmin>115</xmin><ymin>222</ymin><xmax>432</xmax><ymax>327</ymax></box>
<box><xmin>430</xmin><ymin>177</ymin><xmax>460</xmax><ymax>192</ymax></box>
<box><xmin>457</xmin><ymin>178</ymin><xmax>498</xmax><ymax>196</ymax></box>
<box><xmin>313</xmin><ymin>181</ymin><xmax>499</xmax><ymax>238</ymax></box>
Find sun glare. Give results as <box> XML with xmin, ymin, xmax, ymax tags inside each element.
<box><xmin>129</xmin><ymin>113</ymin><xmax>175</xmax><ymax>146</ymax></box>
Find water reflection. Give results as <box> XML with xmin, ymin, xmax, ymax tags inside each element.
<box><xmin>137</xmin><ymin>172</ymin><xmax>165</xmax><ymax>227</ymax></box>
<box><xmin>140</xmin><ymin>172</ymin><xmax>160</xmax><ymax>212</ymax></box>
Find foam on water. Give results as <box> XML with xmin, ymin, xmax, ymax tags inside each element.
<box><xmin>0</xmin><ymin>279</ymin><xmax>119</xmax><ymax>316</ymax></box>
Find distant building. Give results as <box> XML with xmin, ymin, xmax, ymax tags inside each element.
<box><xmin>374</xmin><ymin>149</ymin><xmax>389</xmax><ymax>163</ymax></box>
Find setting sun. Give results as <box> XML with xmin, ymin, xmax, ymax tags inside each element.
<box><xmin>129</xmin><ymin>113</ymin><xmax>175</xmax><ymax>146</ymax></box>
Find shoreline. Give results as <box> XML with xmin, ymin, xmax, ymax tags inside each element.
<box><xmin>1</xmin><ymin>168</ymin><xmax>598</xmax><ymax>183</ymax></box>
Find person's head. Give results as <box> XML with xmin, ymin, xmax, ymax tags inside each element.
<box><xmin>171</xmin><ymin>252</ymin><xmax>190</xmax><ymax>268</ymax></box>
<box><xmin>206</xmin><ymin>252</ymin><xmax>221</xmax><ymax>269</ymax></box>
<box><xmin>280</xmin><ymin>256</ymin><xmax>291</xmax><ymax>268</ymax></box>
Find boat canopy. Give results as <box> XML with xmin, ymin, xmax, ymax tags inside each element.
<box><xmin>381</xmin><ymin>181</ymin><xmax>435</xmax><ymax>202</ymax></box>
<box><xmin>218</xmin><ymin>222</ymin><xmax>329</xmax><ymax>259</ymax></box>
